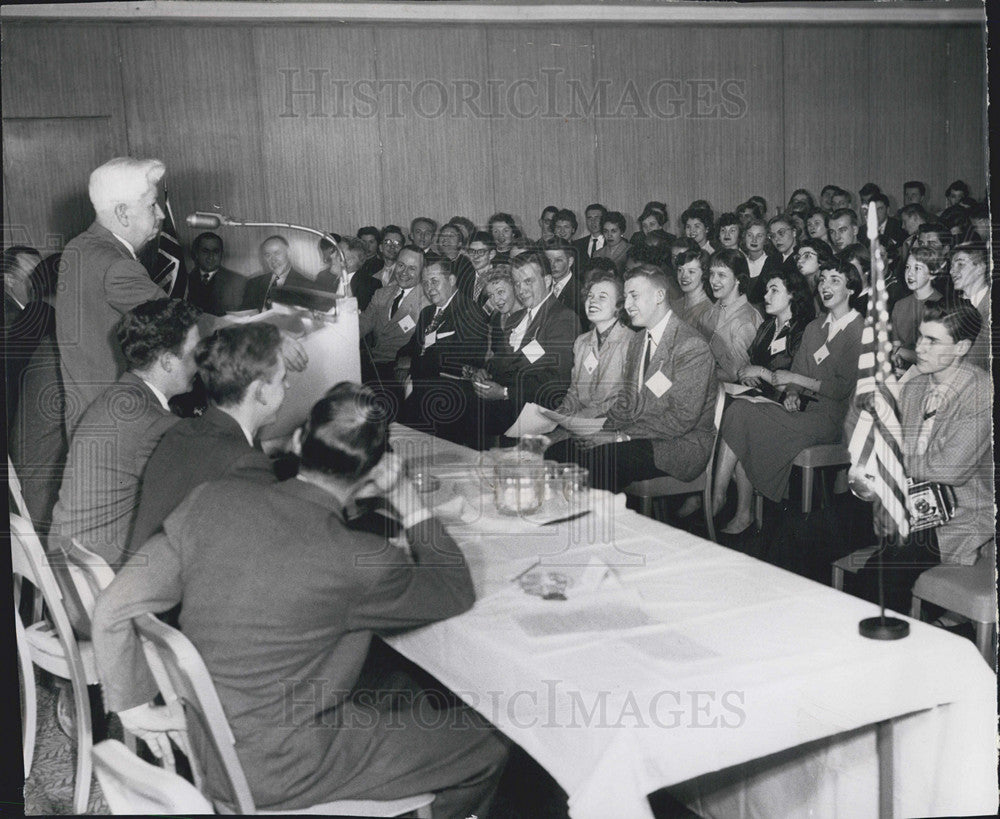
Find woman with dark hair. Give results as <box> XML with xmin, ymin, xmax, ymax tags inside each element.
<box><xmin>716</xmin><ymin>212</ymin><xmax>741</xmax><ymax>251</ymax></box>
<box><xmin>805</xmin><ymin>207</ymin><xmax>830</xmax><ymax>245</ymax></box>
<box><xmin>787</xmin><ymin>188</ymin><xmax>816</xmax><ymax>213</ymax></box>
<box><xmin>681</xmin><ymin>205</ymin><xmax>715</xmax><ymax>254</ymax></box>
<box><xmin>538</xmin><ymin>205</ymin><xmax>559</xmax><ymax>242</ymax></box>
<box><xmin>630</xmin><ymin>201</ymin><xmax>670</xmax><ymax>243</ymax></box>
<box><xmin>553</xmin><ymin>269</ymin><xmax>634</xmax><ymax>421</ymax></box>
<box><xmin>794</xmin><ymin>236</ymin><xmax>835</xmax><ymax>308</ymax></box>
<box><xmin>712</xmin><ymin>259</ymin><xmax>864</xmax><ymax>534</ymax></box>
<box><xmin>669</xmin><ymin>248</ymin><xmax>713</xmax><ymax>334</ymax></box>
<box><xmin>739</xmin><ymin>267</ymin><xmax>815</xmax><ymax>386</ymax></box>
<box><xmin>704</xmin><ymin>248</ymin><xmax>762</xmax><ymax>383</ymax></box>
<box><xmin>488</xmin><ymin>212</ymin><xmax>518</xmax><ymax>263</ymax></box>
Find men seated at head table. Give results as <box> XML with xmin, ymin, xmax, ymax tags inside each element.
<box><xmin>92</xmin><ymin>382</ymin><xmax>510</xmax><ymax>817</ymax></box>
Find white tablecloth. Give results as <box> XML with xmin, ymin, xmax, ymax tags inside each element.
<box><xmin>386</xmin><ymin>425</ymin><xmax>998</xmax><ymax>818</ymax></box>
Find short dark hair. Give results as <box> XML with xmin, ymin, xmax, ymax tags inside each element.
<box><xmin>945</xmin><ymin>179</ymin><xmax>970</xmax><ymax>198</ymax></box>
<box><xmin>468</xmin><ymin>230</ymin><xmax>494</xmax><ymax>248</ymax></box>
<box><xmin>922</xmin><ymin>299</ymin><xmax>982</xmax><ymax>344</ymax></box>
<box><xmin>737</xmin><ymin>200</ymin><xmax>765</xmax><ymax>220</ymax></box>
<box><xmin>192</xmin><ymin>232</ymin><xmax>222</xmax><ymax>253</ymax></box>
<box><xmin>116</xmin><ymin>298</ymin><xmax>202</xmax><ymax>371</ymax></box>
<box><xmin>339</xmin><ymin>236</ymin><xmax>366</xmax><ymax>260</ymax></box>
<box><xmin>399</xmin><ymin>244</ymin><xmax>426</xmax><ymax>261</ymax></box>
<box><xmin>437</xmin><ymin>222</ymin><xmax>465</xmax><ymax>246</ymax></box>
<box><xmin>299</xmin><ymin>382</ymin><xmax>389</xmax><ymax>481</ymax></box>
<box><xmin>797</xmin><ymin>237</ymin><xmax>835</xmax><ymax>264</ymax></box>
<box><xmin>410</xmin><ymin>216</ymin><xmax>438</xmax><ymax>234</ymax></box>
<box><xmin>818</xmin><ymin>258</ymin><xmax>864</xmax><ymax>297</ymax></box>
<box><xmin>764</xmin><ymin>267</ymin><xmax>816</xmax><ymax>326</ymax></box>
<box><xmin>747</xmin><ymin>196</ymin><xmax>767</xmax><ymax>214</ymax></box>
<box><xmin>381</xmin><ymin>225</ymin><xmax>405</xmax><ymax>243</ymax></box>
<box><xmin>488</xmin><ymin>212</ymin><xmax>517</xmax><ymax>231</ymax></box>
<box><xmin>511</xmin><ymin>249</ymin><xmax>552</xmax><ymax>280</ymax></box>
<box><xmin>899</xmin><ymin>203</ymin><xmax>930</xmax><ymax>220</ymax></box>
<box><xmin>858</xmin><ymin>182</ymin><xmax>882</xmax><ymax>200</ymax></box>
<box><xmin>829</xmin><ymin>208</ymin><xmax>859</xmax><ymax>227</ymax></box>
<box><xmin>837</xmin><ymin>243</ymin><xmax>870</xmax><ymax>276</ymax></box>
<box><xmin>584</xmin><ymin>203</ymin><xmax>607</xmax><ymax>218</ymax></box>
<box><xmin>195</xmin><ymin>323</ymin><xmax>283</xmax><ymax>407</ymax></box>
<box><xmin>554</xmin><ymin>208</ymin><xmax>578</xmax><ymax>232</ymax></box>
<box><xmin>602</xmin><ymin>211</ymin><xmax>627</xmax><ymax>232</ymax></box>
<box><xmin>541</xmin><ymin>205</ymin><xmax>560</xmax><ymax>219</ymax></box>
<box><xmin>788</xmin><ymin>189</ymin><xmax>816</xmax><ymax>210</ymax></box>
<box><xmin>639</xmin><ymin>202</ymin><xmax>668</xmax><ymax>225</ymax></box>
<box><xmin>709</xmin><ymin>248</ymin><xmax>750</xmax><ymax>294</ymax></box>
<box><xmin>448</xmin><ymin>216</ymin><xmax>476</xmax><ymax>242</ymax></box>
<box><xmin>820</xmin><ymin>184</ymin><xmax>839</xmax><ymax>197</ymax></box>
<box><xmin>542</xmin><ymin>235</ymin><xmax>574</xmax><ymax>254</ymax></box>
<box><xmin>681</xmin><ymin>205</ymin><xmax>714</xmax><ymax>234</ymax></box>
<box><xmin>357</xmin><ymin>226</ymin><xmax>381</xmax><ymax>243</ymax></box>
<box><xmin>805</xmin><ymin>207</ymin><xmax>828</xmax><ymax>226</ymax></box>
<box><xmin>917</xmin><ymin>222</ymin><xmax>953</xmax><ymax>250</ymax></box>
<box><xmin>903</xmin><ymin>180</ymin><xmax>926</xmax><ymax>197</ymax></box>
<box><xmin>950</xmin><ymin>241</ymin><xmax>988</xmax><ymax>268</ymax></box>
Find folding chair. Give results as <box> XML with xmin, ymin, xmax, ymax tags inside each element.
<box><xmin>625</xmin><ymin>383</ymin><xmax>727</xmax><ymax>542</ymax></box>
<box><xmin>132</xmin><ymin>613</ymin><xmax>434</xmax><ymax>816</ymax></box>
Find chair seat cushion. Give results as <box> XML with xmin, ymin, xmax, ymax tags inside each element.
<box><xmin>913</xmin><ymin>560</ymin><xmax>998</xmax><ymax>623</ymax></box>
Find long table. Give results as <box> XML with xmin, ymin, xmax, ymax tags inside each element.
<box><xmin>385</xmin><ymin>424</ymin><xmax>997</xmax><ymax>818</ymax></box>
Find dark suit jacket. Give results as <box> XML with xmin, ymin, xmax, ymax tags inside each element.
<box><xmin>605</xmin><ymin>312</ymin><xmax>718</xmax><ymax>481</ymax></box>
<box><xmin>49</xmin><ymin>373</ymin><xmax>178</xmax><ymax>567</ymax></box>
<box><xmin>400</xmin><ymin>293</ymin><xmax>489</xmax><ymax>380</ymax></box>
<box><xmin>860</xmin><ymin>217</ymin><xmax>906</xmax><ymax>250</ymax></box>
<box><xmin>347</xmin><ymin>270</ymin><xmax>382</xmax><ymax>311</ymax></box>
<box><xmin>572</xmin><ymin>234</ymin><xmax>602</xmax><ymax>262</ymax></box>
<box><xmin>450</xmin><ymin>255</ymin><xmax>477</xmax><ymax>301</ymax></box>
<box><xmin>186</xmin><ymin>266</ymin><xmax>248</xmax><ymax>316</ymax></box>
<box><xmin>128</xmin><ymin>405</ymin><xmax>276</xmax><ymax>552</ymax></box>
<box><xmin>489</xmin><ymin>293</ymin><xmax>580</xmax><ymax>410</ymax></box>
<box><xmin>748</xmin><ymin>252</ymin><xmax>796</xmax><ymax>307</ymax></box>
<box><xmin>56</xmin><ymin>221</ymin><xmax>167</xmax><ymax>431</ymax></box>
<box><xmin>553</xmin><ymin>273</ymin><xmax>588</xmax><ymax>328</ymax></box>
<box><xmin>93</xmin><ymin>477</ymin><xmax>474</xmax><ymax>808</ymax></box>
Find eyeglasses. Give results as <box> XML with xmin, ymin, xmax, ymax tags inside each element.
<box><xmin>382</xmin><ymin>238</ymin><xmax>402</xmax><ymax>246</ymax></box>
<box><xmin>797</xmin><ymin>250</ymin><xmax>818</xmax><ymax>261</ymax></box>
<box><xmin>468</xmin><ymin>247</ymin><xmax>491</xmax><ymax>256</ymax></box>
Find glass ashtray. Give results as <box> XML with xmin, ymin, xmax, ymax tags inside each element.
<box><xmin>519</xmin><ymin>570</ymin><xmax>571</xmax><ymax>601</ymax></box>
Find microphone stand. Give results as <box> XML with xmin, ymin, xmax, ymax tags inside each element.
<box><xmin>186</xmin><ymin>212</ymin><xmax>347</xmax><ymax>298</ymax></box>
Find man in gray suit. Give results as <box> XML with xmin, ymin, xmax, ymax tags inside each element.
<box><xmin>93</xmin><ymin>383</ymin><xmax>509</xmax><ymax>815</ymax></box>
<box><xmin>56</xmin><ymin>157</ymin><xmax>170</xmax><ymax>434</ymax></box>
<box><xmin>128</xmin><ymin>323</ymin><xmax>288</xmax><ymax>553</ymax></box>
<box><xmin>546</xmin><ymin>264</ymin><xmax>718</xmax><ymax>493</ymax></box>
<box><xmin>358</xmin><ymin>245</ymin><xmax>429</xmax><ymax>412</ymax></box>
<box><xmin>49</xmin><ymin>298</ymin><xmax>202</xmax><ymax>576</ymax></box>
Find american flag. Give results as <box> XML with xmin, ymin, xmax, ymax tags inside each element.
<box><xmin>847</xmin><ymin>235</ymin><xmax>910</xmax><ymax>538</ymax></box>
<box><xmin>147</xmin><ymin>192</ymin><xmax>189</xmax><ymax>298</ymax></box>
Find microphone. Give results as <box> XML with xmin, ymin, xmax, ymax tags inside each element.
<box><xmin>186</xmin><ymin>212</ymin><xmax>225</xmax><ymax>229</ymax></box>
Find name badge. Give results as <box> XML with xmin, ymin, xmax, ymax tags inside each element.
<box><xmin>769</xmin><ymin>336</ymin><xmax>787</xmax><ymax>356</ymax></box>
<box><xmin>645</xmin><ymin>369</ymin><xmax>672</xmax><ymax>397</ymax></box>
<box><xmin>423</xmin><ymin>331</ymin><xmax>437</xmax><ymax>348</ymax></box>
<box><xmin>398</xmin><ymin>314</ymin><xmax>416</xmax><ymax>333</ymax></box>
<box><xmin>522</xmin><ymin>338</ymin><xmax>545</xmax><ymax>363</ymax></box>
<box><xmin>813</xmin><ymin>344</ymin><xmax>830</xmax><ymax>365</ymax></box>
<box><xmin>583</xmin><ymin>350</ymin><xmax>599</xmax><ymax>373</ymax></box>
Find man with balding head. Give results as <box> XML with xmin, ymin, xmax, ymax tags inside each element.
<box><xmin>56</xmin><ymin>157</ymin><xmax>169</xmax><ymax>433</ymax></box>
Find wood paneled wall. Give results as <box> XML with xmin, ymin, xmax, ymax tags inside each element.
<box><xmin>1</xmin><ymin>21</ymin><xmax>986</xmax><ymax>275</ymax></box>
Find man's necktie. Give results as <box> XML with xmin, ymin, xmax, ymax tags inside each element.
<box><xmin>916</xmin><ymin>384</ymin><xmax>946</xmax><ymax>455</ymax></box>
<box><xmin>390</xmin><ymin>288</ymin><xmax>405</xmax><ymax>317</ymax></box>
<box><xmin>589</xmin><ymin>236</ymin><xmax>597</xmax><ymax>257</ymax></box>
<box><xmin>426</xmin><ymin>308</ymin><xmax>445</xmax><ymax>335</ymax></box>
<box><xmin>642</xmin><ymin>332</ymin><xmax>655</xmax><ymax>378</ymax></box>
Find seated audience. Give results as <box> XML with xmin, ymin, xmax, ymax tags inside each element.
<box><xmin>593</xmin><ymin>211</ymin><xmax>630</xmax><ymax>274</ymax></box>
<box><xmin>128</xmin><ymin>322</ymin><xmax>289</xmax><ymax>554</ymax></box>
<box><xmin>681</xmin><ymin>204</ymin><xmax>715</xmax><ymax>254</ymax></box>
<box><xmin>830</xmin><ymin>188</ymin><xmax>853</xmax><ymax>211</ymax></box>
<box><xmin>448</xmin><ymin>216</ymin><xmax>476</xmax><ymax>246</ymax></box>
<box><xmin>398</xmin><ymin>256</ymin><xmax>489</xmax><ymax>441</ymax></box>
<box><xmin>465</xmin><ymin>251</ymin><xmax>579</xmax><ymax>443</ymax></box>
<box><xmin>538</xmin><ymin>204</ymin><xmax>559</xmax><ymax>241</ymax></box>
<box><xmin>436</xmin><ymin>222</ymin><xmax>475</xmax><ymax>298</ymax></box>
<box><xmin>736</xmin><ymin>199</ymin><xmax>764</xmax><ymax>229</ymax></box>
<box><xmin>902</xmin><ymin>179</ymin><xmax>927</xmax><ymax>208</ymax></box>
<box><xmin>315</xmin><ymin>236</ymin><xmax>381</xmax><ymax>309</ymax></box>
<box><xmin>553</xmin><ymin>208</ymin><xmax>577</xmax><ymax>243</ymax></box>
<box><xmin>49</xmin><ymin>298</ymin><xmax>202</xmax><ymax>570</ymax></box>
<box><xmin>712</xmin><ymin>260</ymin><xmax>864</xmax><ymax>534</ymax></box>
<box><xmin>860</xmin><ymin>192</ymin><xmax>906</xmax><ymax>251</ymax></box>
<box><xmin>741</xmin><ymin>218</ymin><xmax>775</xmax><ymax>301</ymax></box>
<box><xmin>947</xmin><ymin>241</ymin><xmax>991</xmax><ymax>370</ymax></box>
<box><xmin>630</xmin><ymin>201</ymin><xmax>674</xmax><ymax>244</ymax></box>
<box><xmin>242</xmin><ymin>235</ymin><xmax>303</xmax><ymax>310</ymax></box>
<box><xmin>787</xmin><ymin>188</ymin><xmax>816</xmax><ymax>212</ymax></box>
<box><xmin>889</xmin><ymin>245</ymin><xmax>945</xmax><ymax>371</ymax></box>
<box><xmin>545</xmin><ymin>264</ymin><xmax>717</xmax><ymax>493</ymax></box>
<box><xmin>851</xmin><ymin>301</ymin><xmax>992</xmax><ymax>613</ymax></box>
<box><xmin>185</xmin><ymin>232</ymin><xmax>247</xmax><ymax>316</ymax></box>
<box><xmin>943</xmin><ymin>179</ymin><xmax>971</xmax><ymax>210</ymax></box>
<box><xmin>766</xmin><ymin>215</ymin><xmax>798</xmax><ymax>272</ymax></box>
<box><xmin>739</xmin><ymin>267</ymin><xmax>815</xmax><ymax>387</ymax></box>
<box><xmin>92</xmin><ymin>382</ymin><xmax>509</xmax><ymax>816</ymax></box>
<box><xmin>669</xmin><ymin>248</ymin><xmax>714</xmax><ymax>335</ymax></box>
<box><xmin>795</xmin><ymin>237</ymin><xmax>835</xmax><ymax>309</ymax></box>
<box><xmin>359</xmin><ymin>245</ymin><xmax>429</xmax><ymax>412</ymax></box>
<box><xmin>482</xmin><ymin>265</ymin><xmax>524</xmax><ymax>359</ymax></box>
<box><xmin>703</xmin><ymin>249</ymin><xmax>763</xmax><ymax>383</ymax></box>
<box><xmin>669</xmin><ymin>235</ymin><xmax>701</xmax><ymax>268</ymax></box>
<box><xmin>363</xmin><ymin>224</ymin><xmax>404</xmax><ymax>285</ymax></box>
<box><xmin>551</xmin><ymin>269</ymin><xmax>634</xmax><ymax>424</ymax></box>
<box><xmin>819</xmin><ymin>185</ymin><xmax>839</xmax><ymax>212</ymax></box>
<box><xmin>827</xmin><ymin>207</ymin><xmax>859</xmax><ymax>253</ymax></box>
<box><xmin>409</xmin><ymin>216</ymin><xmax>438</xmax><ymax>252</ymax></box>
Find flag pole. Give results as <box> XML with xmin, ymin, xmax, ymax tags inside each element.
<box><xmin>857</xmin><ymin>201</ymin><xmax>909</xmax><ymax>641</ymax></box>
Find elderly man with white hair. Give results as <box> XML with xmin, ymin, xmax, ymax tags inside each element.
<box><xmin>56</xmin><ymin>157</ymin><xmax>307</xmax><ymax>433</ymax></box>
<box><xmin>56</xmin><ymin>157</ymin><xmax>171</xmax><ymax>433</ymax></box>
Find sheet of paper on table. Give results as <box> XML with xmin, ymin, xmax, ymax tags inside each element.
<box><xmin>515</xmin><ymin>592</ymin><xmax>656</xmax><ymax>639</ymax></box>
<box><xmin>504</xmin><ymin>403</ymin><xmax>608</xmax><ymax>437</ymax></box>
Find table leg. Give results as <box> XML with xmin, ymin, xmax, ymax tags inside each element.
<box><xmin>876</xmin><ymin>719</ymin><xmax>894</xmax><ymax>819</ymax></box>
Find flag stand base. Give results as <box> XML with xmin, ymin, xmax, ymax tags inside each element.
<box><xmin>859</xmin><ymin>616</ymin><xmax>910</xmax><ymax>640</ymax></box>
